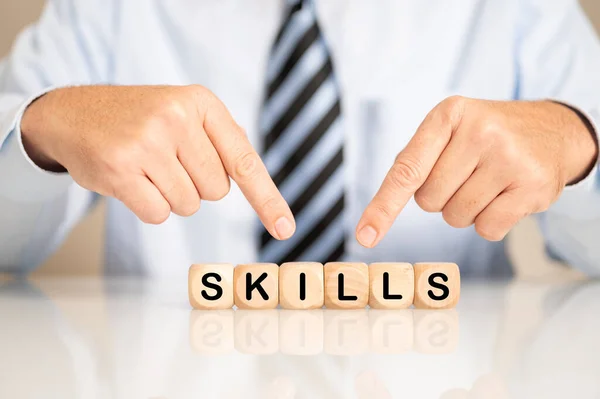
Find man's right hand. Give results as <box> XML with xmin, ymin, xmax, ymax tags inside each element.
<box><xmin>20</xmin><ymin>85</ymin><xmax>296</xmax><ymax>240</ymax></box>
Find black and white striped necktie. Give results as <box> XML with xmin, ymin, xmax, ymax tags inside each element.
<box><xmin>259</xmin><ymin>0</ymin><xmax>345</xmax><ymax>264</ymax></box>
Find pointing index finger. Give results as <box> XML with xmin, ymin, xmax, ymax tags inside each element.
<box><xmin>356</xmin><ymin>96</ymin><xmax>465</xmax><ymax>248</ymax></box>
<box><xmin>199</xmin><ymin>88</ymin><xmax>295</xmax><ymax>241</ymax></box>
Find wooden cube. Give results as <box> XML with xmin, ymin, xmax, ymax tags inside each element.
<box><xmin>279</xmin><ymin>262</ymin><xmax>324</xmax><ymax>310</ymax></box>
<box><xmin>189</xmin><ymin>310</ymin><xmax>234</xmax><ymax>354</ymax></box>
<box><xmin>279</xmin><ymin>310</ymin><xmax>324</xmax><ymax>355</ymax></box>
<box><xmin>234</xmin><ymin>263</ymin><xmax>279</xmax><ymax>309</ymax></box>
<box><xmin>189</xmin><ymin>264</ymin><xmax>234</xmax><ymax>310</ymax></box>
<box><xmin>234</xmin><ymin>310</ymin><xmax>279</xmax><ymax>354</ymax></box>
<box><xmin>324</xmin><ymin>262</ymin><xmax>369</xmax><ymax>309</ymax></box>
<box><xmin>414</xmin><ymin>262</ymin><xmax>460</xmax><ymax>309</ymax></box>
<box><xmin>369</xmin><ymin>309</ymin><xmax>414</xmax><ymax>353</ymax></box>
<box><xmin>368</xmin><ymin>263</ymin><xmax>414</xmax><ymax>309</ymax></box>
<box><xmin>413</xmin><ymin>309</ymin><xmax>459</xmax><ymax>354</ymax></box>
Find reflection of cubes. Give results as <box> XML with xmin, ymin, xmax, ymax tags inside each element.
<box><xmin>369</xmin><ymin>309</ymin><xmax>414</xmax><ymax>354</ymax></box>
<box><xmin>234</xmin><ymin>263</ymin><xmax>279</xmax><ymax>310</ymax></box>
<box><xmin>369</xmin><ymin>263</ymin><xmax>414</xmax><ymax>309</ymax></box>
<box><xmin>324</xmin><ymin>262</ymin><xmax>369</xmax><ymax>309</ymax></box>
<box><xmin>279</xmin><ymin>262</ymin><xmax>324</xmax><ymax>310</ymax></box>
<box><xmin>189</xmin><ymin>310</ymin><xmax>234</xmax><ymax>354</ymax></box>
<box><xmin>414</xmin><ymin>263</ymin><xmax>460</xmax><ymax>309</ymax></box>
<box><xmin>413</xmin><ymin>309</ymin><xmax>459</xmax><ymax>354</ymax></box>
<box><xmin>324</xmin><ymin>309</ymin><xmax>369</xmax><ymax>355</ymax></box>
<box><xmin>234</xmin><ymin>310</ymin><xmax>279</xmax><ymax>354</ymax></box>
<box><xmin>188</xmin><ymin>264</ymin><xmax>234</xmax><ymax>310</ymax></box>
<box><xmin>279</xmin><ymin>310</ymin><xmax>324</xmax><ymax>355</ymax></box>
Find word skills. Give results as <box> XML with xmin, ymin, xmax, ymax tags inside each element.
<box><xmin>188</xmin><ymin>262</ymin><xmax>460</xmax><ymax>310</ymax></box>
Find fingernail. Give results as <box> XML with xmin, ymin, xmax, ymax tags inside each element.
<box><xmin>275</xmin><ymin>217</ymin><xmax>295</xmax><ymax>240</ymax></box>
<box><xmin>357</xmin><ymin>225</ymin><xmax>378</xmax><ymax>248</ymax></box>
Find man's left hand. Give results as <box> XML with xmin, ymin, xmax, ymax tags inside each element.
<box><xmin>356</xmin><ymin>97</ymin><xmax>599</xmax><ymax>247</ymax></box>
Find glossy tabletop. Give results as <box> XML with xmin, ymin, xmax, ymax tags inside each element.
<box><xmin>0</xmin><ymin>276</ymin><xmax>598</xmax><ymax>399</ymax></box>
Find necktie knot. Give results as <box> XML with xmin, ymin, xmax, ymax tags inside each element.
<box><xmin>287</xmin><ymin>0</ymin><xmax>308</xmax><ymax>14</ymax></box>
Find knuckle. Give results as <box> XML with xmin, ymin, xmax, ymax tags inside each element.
<box><xmin>165</xmin><ymin>184</ymin><xmax>201</xmax><ymax>216</ymax></box>
<box><xmin>442</xmin><ymin>207</ymin><xmax>472</xmax><ymax>228</ymax></box>
<box><xmin>259</xmin><ymin>195</ymin><xmax>283</xmax><ymax>216</ymax></box>
<box><xmin>437</xmin><ymin>95</ymin><xmax>466</xmax><ymax>124</ymax></box>
<box><xmin>233</xmin><ymin>122</ymin><xmax>247</xmax><ymax>136</ymax></box>
<box><xmin>203</xmin><ymin>179</ymin><xmax>231</xmax><ymax>201</ymax></box>
<box><xmin>139</xmin><ymin>126</ymin><xmax>166</xmax><ymax>153</ymax></box>
<box><xmin>187</xmin><ymin>84</ymin><xmax>211</xmax><ymax>101</ymax></box>
<box><xmin>186</xmin><ymin>84</ymin><xmax>215</xmax><ymax>115</ymax></box>
<box><xmin>493</xmin><ymin>134</ymin><xmax>519</xmax><ymax>163</ymax></box>
<box><xmin>471</xmin><ymin>120</ymin><xmax>499</xmax><ymax>146</ymax></box>
<box><xmin>371</xmin><ymin>202</ymin><xmax>396</xmax><ymax>221</ymax></box>
<box><xmin>442</xmin><ymin>95</ymin><xmax>466</xmax><ymax>113</ymax></box>
<box><xmin>137</xmin><ymin>201</ymin><xmax>171</xmax><ymax>225</ymax></box>
<box><xmin>160</xmin><ymin>179</ymin><xmax>179</xmax><ymax>197</ymax></box>
<box><xmin>391</xmin><ymin>156</ymin><xmax>423</xmax><ymax>191</ymax></box>
<box><xmin>234</xmin><ymin>151</ymin><xmax>261</xmax><ymax>180</ymax></box>
<box><xmin>145</xmin><ymin>98</ymin><xmax>191</xmax><ymax>138</ymax></box>
<box><xmin>526</xmin><ymin>165</ymin><xmax>551</xmax><ymax>187</ymax></box>
<box><xmin>529</xmin><ymin>195</ymin><xmax>550</xmax><ymax>214</ymax></box>
<box><xmin>414</xmin><ymin>190</ymin><xmax>443</xmax><ymax>213</ymax></box>
<box><xmin>175</xmin><ymin>196</ymin><xmax>201</xmax><ymax>217</ymax></box>
<box><xmin>159</xmin><ymin>97</ymin><xmax>190</xmax><ymax>124</ymax></box>
<box><xmin>142</xmin><ymin>208</ymin><xmax>171</xmax><ymax>225</ymax></box>
<box><xmin>475</xmin><ymin>222</ymin><xmax>503</xmax><ymax>242</ymax></box>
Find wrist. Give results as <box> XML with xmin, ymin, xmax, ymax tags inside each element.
<box><xmin>21</xmin><ymin>91</ymin><xmax>66</xmax><ymax>173</ymax></box>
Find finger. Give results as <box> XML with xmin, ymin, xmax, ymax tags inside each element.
<box><xmin>113</xmin><ymin>176</ymin><xmax>171</xmax><ymax>224</ymax></box>
<box><xmin>144</xmin><ymin>155</ymin><xmax>201</xmax><ymax>217</ymax></box>
<box><xmin>200</xmin><ymin>90</ymin><xmax>295</xmax><ymax>240</ymax></box>
<box><xmin>474</xmin><ymin>189</ymin><xmax>532</xmax><ymax>241</ymax></box>
<box><xmin>441</xmin><ymin>164</ymin><xmax>510</xmax><ymax>228</ymax></box>
<box><xmin>414</xmin><ymin>132</ymin><xmax>479</xmax><ymax>213</ymax></box>
<box><xmin>178</xmin><ymin>126</ymin><xmax>230</xmax><ymax>201</ymax></box>
<box><xmin>356</xmin><ymin>96</ymin><xmax>465</xmax><ymax>248</ymax></box>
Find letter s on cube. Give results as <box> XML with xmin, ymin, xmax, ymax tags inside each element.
<box><xmin>189</xmin><ymin>264</ymin><xmax>235</xmax><ymax>310</ymax></box>
<box><xmin>413</xmin><ymin>263</ymin><xmax>460</xmax><ymax>309</ymax></box>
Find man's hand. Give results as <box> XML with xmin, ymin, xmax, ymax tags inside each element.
<box><xmin>21</xmin><ymin>85</ymin><xmax>295</xmax><ymax>240</ymax></box>
<box><xmin>356</xmin><ymin>97</ymin><xmax>599</xmax><ymax>247</ymax></box>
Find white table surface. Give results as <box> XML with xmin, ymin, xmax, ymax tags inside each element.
<box><xmin>0</xmin><ymin>276</ymin><xmax>598</xmax><ymax>399</ymax></box>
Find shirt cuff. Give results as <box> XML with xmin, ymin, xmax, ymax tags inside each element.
<box><xmin>559</xmin><ymin>102</ymin><xmax>600</xmax><ymax>192</ymax></box>
<box><xmin>548</xmin><ymin>102</ymin><xmax>600</xmax><ymax>219</ymax></box>
<box><xmin>0</xmin><ymin>88</ymin><xmax>73</xmax><ymax>203</ymax></box>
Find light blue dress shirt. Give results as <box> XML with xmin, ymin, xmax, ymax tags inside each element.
<box><xmin>0</xmin><ymin>0</ymin><xmax>599</xmax><ymax>278</ymax></box>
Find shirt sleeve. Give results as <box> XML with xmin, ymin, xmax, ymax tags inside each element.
<box><xmin>516</xmin><ymin>0</ymin><xmax>600</xmax><ymax>275</ymax></box>
<box><xmin>0</xmin><ymin>0</ymin><xmax>115</xmax><ymax>272</ymax></box>
<box><xmin>0</xmin><ymin>87</ymin><xmax>73</xmax><ymax>202</ymax></box>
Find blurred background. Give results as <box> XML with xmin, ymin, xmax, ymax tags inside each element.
<box><xmin>1</xmin><ymin>0</ymin><xmax>599</xmax><ymax>277</ymax></box>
